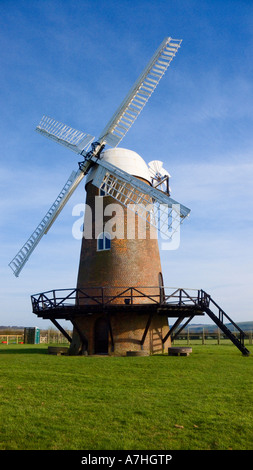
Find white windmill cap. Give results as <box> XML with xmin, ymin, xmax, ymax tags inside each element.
<box><xmin>85</xmin><ymin>148</ymin><xmax>151</xmax><ymax>185</ymax></box>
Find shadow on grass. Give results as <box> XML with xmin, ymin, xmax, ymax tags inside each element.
<box><xmin>0</xmin><ymin>346</ymin><xmax>48</xmax><ymax>355</ymax></box>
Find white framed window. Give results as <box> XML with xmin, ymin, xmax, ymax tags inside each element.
<box><xmin>99</xmin><ymin>183</ymin><xmax>106</xmax><ymax>196</ymax></box>
<box><xmin>97</xmin><ymin>232</ymin><xmax>111</xmax><ymax>251</ymax></box>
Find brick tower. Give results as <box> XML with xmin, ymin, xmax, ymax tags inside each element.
<box><xmin>69</xmin><ymin>148</ymin><xmax>171</xmax><ymax>355</ymax></box>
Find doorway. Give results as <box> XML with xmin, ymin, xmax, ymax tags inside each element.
<box><xmin>94</xmin><ymin>317</ymin><xmax>109</xmax><ymax>354</ymax></box>
<box><xmin>158</xmin><ymin>272</ymin><xmax>165</xmax><ymax>302</ymax></box>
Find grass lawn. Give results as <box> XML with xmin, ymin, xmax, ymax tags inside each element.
<box><xmin>0</xmin><ymin>343</ymin><xmax>252</xmax><ymax>450</ymax></box>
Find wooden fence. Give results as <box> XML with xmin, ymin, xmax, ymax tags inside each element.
<box><xmin>173</xmin><ymin>329</ymin><xmax>253</xmax><ymax>345</ymax></box>
<box><xmin>1</xmin><ymin>330</ymin><xmax>252</xmax><ymax>346</ymax></box>
<box><xmin>0</xmin><ymin>332</ymin><xmax>71</xmax><ymax>345</ymax></box>
<box><xmin>0</xmin><ymin>335</ymin><xmax>23</xmax><ymax>344</ymax></box>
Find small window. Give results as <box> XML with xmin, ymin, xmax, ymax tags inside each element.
<box><xmin>97</xmin><ymin>232</ymin><xmax>111</xmax><ymax>251</ymax></box>
<box><xmin>99</xmin><ymin>184</ymin><xmax>106</xmax><ymax>196</ymax></box>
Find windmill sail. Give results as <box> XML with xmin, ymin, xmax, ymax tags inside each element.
<box><xmin>9</xmin><ymin>169</ymin><xmax>84</xmax><ymax>277</ymax></box>
<box><xmin>9</xmin><ymin>36</ymin><xmax>186</xmax><ymax>276</ymax></box>
<box><xmin>36</xmin><ymin>116</ymin><xmax>95</xmax><ymax>153</ymax></box>
<box><xmin>98</xmin><ymin>37</ymin><xmax>182</xmax><ymax>147</ymax></box>
<box><xmin>91</xmin><ymin>156</ymin><xmax>190</xmax><ymax>238</ymax></box>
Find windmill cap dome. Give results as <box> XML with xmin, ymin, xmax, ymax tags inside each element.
<box><xmin>85</xmin><ymin>148</ymin><xmax>151</xmax><ymax>186</ymax></box>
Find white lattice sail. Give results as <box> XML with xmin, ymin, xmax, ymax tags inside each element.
<box><xmin>9</xmin><ymin>169</ymin><xmax>84</xmax><ymax>277</ymax></box>
<box><xmin>9</xmin><ymin>36</ymin><xmax>187</xmax><ymax>276</ymax></box>
<box><xmin>99</xmin><ymin>37</ymin><xmax>182</xmax><ymax>147</ymax></box>
<box><xmin>90</xmin><ymin>156</ymin><xmax>190</xmax><ymax>238</ymax></box>
<box><xmin>36</xmin><ymin>116</ymin><xmax>95</xmax><ymax>153</ymax></box>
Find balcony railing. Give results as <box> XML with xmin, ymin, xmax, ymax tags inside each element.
<box><xmin>31</xmin><ymin>286</ymin><xmax>202</xmax><ymax>312</ymax></box>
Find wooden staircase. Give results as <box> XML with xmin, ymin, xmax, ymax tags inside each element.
<box><xmin>197</xmin><ymin>290</ymin><xmax>250</xmax><ymax>356</ymax></box>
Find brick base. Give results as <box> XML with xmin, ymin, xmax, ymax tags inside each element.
<box><xmin>69</xmin><ymin>311</ymin><xmax>171</xmax><ymax>356</ymax></box>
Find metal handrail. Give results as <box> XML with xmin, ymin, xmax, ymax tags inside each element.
<box><xmin>199</xmin><ymin>289</ymin><xmax>246</xmax><ymax>339</ymax></box>
<box><xmin>31</xmin><ymin>286</ymin><xmax>200</xmax><ymax>312</ymax></box>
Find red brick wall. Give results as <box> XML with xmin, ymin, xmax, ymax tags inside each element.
<box><xmin>69</xmin><ymin>311</ymin><xmax>171</xmax><ymax>356</ymax></box>
<box><xmin>69</xmin><ymin>172</ymin><xmax>170</xmax><ymax>356</ymax></box>
<box><xmin>76</xmin><ymin>181</ymin><xmax>162</xmax><ymax>298</ymax></box>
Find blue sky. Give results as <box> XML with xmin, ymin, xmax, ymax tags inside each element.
<box><xmin>1</xmin><ymin>0</ymin><xmax>253</xmax><ymax>328</ymax></box>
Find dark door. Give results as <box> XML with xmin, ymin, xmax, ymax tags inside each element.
<box><xmin>158</xmin><ymin>272</ymin><xmax>165</xmax><ymax>302</ymax></box>
<box><xmin>94</xmin><ymin>317</ymin><xmax>108</xmax><ymax>354</ymax></box>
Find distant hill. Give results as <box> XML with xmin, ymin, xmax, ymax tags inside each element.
<box><xmin>226</xmin><ymin>322</ymin><xmax>253</xmax><ymax>333</ymax></box>
<box><xmin>0</xmin><ymin>326</ymin><xmax>24</xmax><ymax>330</ymax></box>
<box><xmin>178</xmin><ymin>321</ymin><xmax>253</xmax><ymax>334</ymax></box>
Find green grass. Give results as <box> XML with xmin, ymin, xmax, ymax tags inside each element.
<box><xmin>0</xmin><ymin>343</ymin><xmax>253</xmax><ymax>450</ymax></box>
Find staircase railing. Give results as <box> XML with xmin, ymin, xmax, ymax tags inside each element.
<box><xmin>198</xmin><ymin>290</ymin><xmax>250</xmax><ymax>356</ymax></box>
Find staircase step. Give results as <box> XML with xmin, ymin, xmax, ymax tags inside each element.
<box><xmin>202</xmin><ymin>305</ymin><xmax>250</xmax><ymax>356</ymax></box>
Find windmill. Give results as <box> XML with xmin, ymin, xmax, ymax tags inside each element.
<box><xmin>9</xmin><ymin>37</ymin><xmax>191</xmax><ymax>355</ymax></box>
<box><xmin>9</xmin><ymin>37</ymin><xmax>189</xmax><ymax>278</ymax></box>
